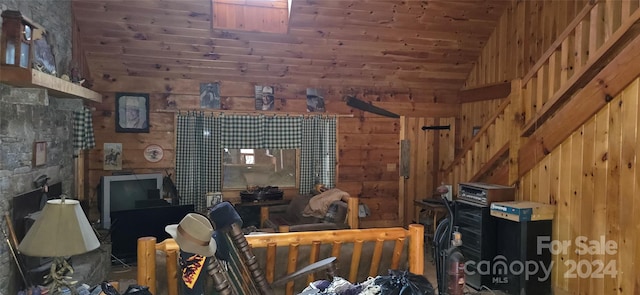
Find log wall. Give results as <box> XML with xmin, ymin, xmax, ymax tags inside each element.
<box><xmin>398</xmin><ymin>116</ymin><xmax>456</xmax><ymax>225</ymax></box>
<box><xmin>86</xmin><ymin>77</ymin><xmax>458</xmax><ymax>227</ymax></box>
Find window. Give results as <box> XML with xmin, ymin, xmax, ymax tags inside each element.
<box><xmin>212</xmin><ymin>0</ymin><xmax>289</xmax><ymax>34</ymax></box>
<box><xmin>223</xmin><ymin>148</ymin><xmax>298</xmax><ymax>189</ymax></box>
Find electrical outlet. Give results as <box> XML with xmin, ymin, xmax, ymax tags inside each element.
<box><xmin>386</xmin><ymin>163</ymin><xmax>396</xmax><ymax>171</ymax></box>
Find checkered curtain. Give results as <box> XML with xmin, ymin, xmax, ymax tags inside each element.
<box><xmin>176</xmin><ymin>112</ymin><xmax>221</xmax><ymax>212</ymax></box>
<box><xmin>221</xmin><ymin>115</ymin><xmax>302</xmax><ymax>148</ymax></box>
<box><xmin>300</xmin><ymin>116</ymin><xmax>337</xmax><ymax>194</ymax></box>
<box><xmin>72</xmin><ymin>106</ymin><xmax>95</xmax><ymax>150</ymax></box>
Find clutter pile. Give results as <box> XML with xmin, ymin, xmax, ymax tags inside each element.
<box><xmin>298</xmin><ymin>270</ymin><xmax>435</xmax><ymax>295</ymax></box>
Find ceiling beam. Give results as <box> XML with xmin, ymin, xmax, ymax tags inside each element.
<box><xmin>458</xmin><ymin>81</ymin><xmax>512</xmax><ymax>103</ymax></box>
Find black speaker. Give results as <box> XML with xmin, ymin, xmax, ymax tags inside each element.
<box><xmin>454</xmin><ymin>201</ymin><xmax>497</xmax><ymax>290</ymax></box>
<box><xmin>492</xmin><ymin>218</ymin><xmax>553</xmax><ymax>294</ymax></box>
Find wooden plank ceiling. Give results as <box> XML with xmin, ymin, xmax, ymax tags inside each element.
<box><xmin>72</xmin><ymin>0</ymin><xmax>509</xmax><ymax>103</ymax></box>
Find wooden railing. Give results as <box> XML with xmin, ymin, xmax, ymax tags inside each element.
<box><xmin>521</xmin><ymin>0</ymin><xmax>640</xmax><ymax>136</ymax></box>
<box><xmin>441</xmin><ymin>98</ymin><xmax>511</xmax><ymax>191</ymax></box>
<box><xmin>447</xmin><ymin>0</ymin><xmax>640</xmax><ymax>186</ymax></box>
<box><xmin>137</xmin><ymin>225</ymin><xmax>424</xmax><ymax>295</ymax></box>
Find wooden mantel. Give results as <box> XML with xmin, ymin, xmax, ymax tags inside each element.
<box><xmin>0</xmin><ymin>66</ymin><xmax>102</xmax><ymax>102</ymax></box>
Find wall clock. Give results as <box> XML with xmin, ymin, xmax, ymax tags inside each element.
<box><xmin>144</xmin><ymin>144</ymin><xmax>164</xmax><ymax>163</ymax></box>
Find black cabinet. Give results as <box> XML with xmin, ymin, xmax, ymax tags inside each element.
<box><xmin>493</xmin><ymin>218</ymin><xmax>553</xmax><ymax>295</ymax></box>
<box><xmin>454</xmin><ymin>201</ymin><xmax>497</xmax><ymax>290</ymax></box>
<box><xmin>110</xmin><ymin>204</ymin><xmax>194</xmax><ymax>264</ymax></box>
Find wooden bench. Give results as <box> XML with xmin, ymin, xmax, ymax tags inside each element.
<box><xmin>137</xmin><ymin>224</ymin><xmax>424</xmax><ymax>295</ymax></box>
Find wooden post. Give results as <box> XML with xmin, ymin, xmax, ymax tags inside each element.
<box><xmin>509</xmin><ymin>79</ymin><xmax>524</xmax><ymax>186</ymax></box>
<box><xmin>137</xmin><ymin>237</ymin><xmax>157</xmax><ymax>295</ymax></box>
<box><xmin>165</xmin><ymin>249</ymin><xmax>178</xmax><ymax>295</ymax></box>
<box><xmin>408</xmin><ymin>224</ymin><xmax>424</xmax><ymax>275</ymax></box>
<box><xmin>260</xmin><ymin>206</ymin><xmax>269</xmax><ymax>228</ymax></box>
<box><xmin>347</xmin><ymin>196</ymin><xmax>359</xmax><ymax>229</ymax></box>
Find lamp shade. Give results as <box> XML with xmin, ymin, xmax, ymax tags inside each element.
<box><xmin>18</xmin><ymin>199</ymin><xmax>100</xmax><ymax>257</ymax></box>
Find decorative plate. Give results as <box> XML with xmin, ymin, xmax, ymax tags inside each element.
<box><xmin>144</xmin><ymin>144</ymin><xmax>164</xmax><ymax>163</ymax></box>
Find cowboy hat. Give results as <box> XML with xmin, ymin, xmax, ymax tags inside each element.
<box><xmin>306</xmin><ymin>88</ymin><xmax>321</xmax><ymax>97</ymax></box>
<box><xmin>261</xmin><ymin>86</ymin><xmax>273</xmax><ymax>94</ymax></box>
<box><xmin>165</xmin><ymin>213</ymin><xmax>217</xmax><ymax>257</ymax></box>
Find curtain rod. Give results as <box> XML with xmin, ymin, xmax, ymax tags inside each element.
<box><xmin>158</xmin><ymin>109</ymin><xmax>354</xmax><ymax>118</ymax></box>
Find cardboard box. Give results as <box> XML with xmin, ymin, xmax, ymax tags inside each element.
<box><xmin>490</xmin><ymin>201</ymin><xmax>555</xmax><ymax>222</ymax></box>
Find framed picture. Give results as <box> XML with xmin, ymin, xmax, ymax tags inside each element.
<box><xmin>32</xmin><ymin>29</ymin><xmax>57</xmax><ymax>75</ymax></box>
<box><xmin>116</xmin><ymin>92</ymin><xmax>150</xmax><ymax>133</ymax></box>
<box><xmin>200</xmin><ymin>82</ymin><xmax>221</xmax><ymax>109</ymax></box>
<box><xmin>33</xmin><ymin>141</ymin><xmax>47</xmax><ymax>167</ymax></box>
<box><xmin>306</xmin><ymin>88</ymin><xmax>325</xmax><ymax>112</ymax></box>
<box><xmin>255</xmin><ymin>85</ymin><xmax>275</xmax><ymax>111</ymax></box>
<box><xmin>104</xmin><ymin>143</ymin><xmax>122</xmax><ymax>170</ymax></box>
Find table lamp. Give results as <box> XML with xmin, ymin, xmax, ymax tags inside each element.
<box><xmin>18</xmin><ymin>197</ymin><xmax>100</xmax><ymax>294</ymax></box>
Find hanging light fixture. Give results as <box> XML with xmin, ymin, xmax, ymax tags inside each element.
<box><xmin>1</xmin><ymin>10</ymin><xmax>35</xmax><ymax>69</ymax></box>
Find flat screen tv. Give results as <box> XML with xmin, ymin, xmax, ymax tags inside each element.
<box><xmin>100</xmin><ymin>173</ymin><xmax>163</xmax><ymax>229</ymax></box>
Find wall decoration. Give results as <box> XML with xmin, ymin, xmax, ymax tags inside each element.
<box><xmin>116</xmin><ymin>92</ymin><xmax>149</xmax><ymax>133</ymax></box>
<box><xmin>306</xmin><ymin>88</ymin><xmax>325</xmax><ymax>112</ymax></box>
<box><xmin>144</xmin><ymin>144</ymin><xmax>164</xmax><ymax>163</ymax></box>
<box><xmin>104</xmin><ymin>143</ymin><xmax>122</xmax><ymax>170</ymax></box>
<box><xmin>32</xmin><ymin>29</ymin><xmax>57</xmax><ymax>75</ymax></box>
<box><xmin>255</xmin><ymin>85</ymin><xmax>275</xmax><ymax>111</ymax></box>
<box><xmin>200</xmin><ymin>82</ymin><xmax>221</xmax><ymax>109</ymax></box>
<box><xmin>33</xmin><ymin>141</ymin><xmax>47</xmax><ymax>167</ymax></box>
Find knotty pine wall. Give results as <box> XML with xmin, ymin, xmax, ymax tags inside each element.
<box><xmin>399</xmin><ymin>117</ymin><xmax>456</xmax><ymax>225</ymax></box>
<box><xmin>460</xmin><ymin>0</ymin><xmax>591</xmax><ymax>133</ymax></box>
<box><xmin>519</xmin><ymin>77</ymin><xmax>640</xmax><ymax>295</ymax></box>
<box><xmin>85</xmin><ymin>76</ymin><xmax>459</xmax><ymax>227</ymax></box>
<box><xmin>459</xmin><ymin>98</ymin><xmax>505</xmax><ymax>148</ymax></box>
<box><xmin>465</xmin><ymin>0</ymin><xmax>591</xmax><ymax>88</ymax></box>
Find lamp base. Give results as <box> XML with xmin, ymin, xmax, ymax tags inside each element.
<box><xmin>44</xmin><ymin>257</ymin><xmax>78</xmax><ymax>295</ymax></box>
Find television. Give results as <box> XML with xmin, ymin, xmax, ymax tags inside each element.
<box><xmin>99</xmin><ymin>173</ymin><xmax>163</xmax><ymax>229</ymax></box>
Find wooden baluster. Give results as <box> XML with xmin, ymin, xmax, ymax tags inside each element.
<box><xmin>265</xmin><ymin>243</ymin><xmax>277</xmax><ymax>283</ymax></box>
<box><xmin>285</xmin><ymin>243</ymin><xmax>299</xmax><ymax>295</ymax></box>
<box><xmin>620</xmin><ymin>0</ymin><xmax>639</xmax><ymax>21</ymax></box>
<box><xmin>536</xmin><ymin>65</ymin><xmax>548</xmax><ymax>112</ymax></box>
<box><xmin>548</xmin><ymin>51</ymin><xmax>561</xmax><ymax>96</ymax></box>
<box><xmin>369</xmin><ymin>239</ymin><xmax>384</xmax><ymax>277</ymax></box>
<box><xmin>574</xmin><ymin>18</ymin><xmax>590</xmax><ymax>72</ymax></box>
<box><xmin>390</xmin><ymin>237</ymin><xmax>405</xmax><ymax>270</ymax></box>
<box><xmin>589</xmin><ymin>3</ymin><xmax>605</xmax><ymax>57</ymax></box>
<box><xmin>307</xmin><ymin>241</ymin><xmax>321</xmax><ymax>284</ymax></box>
<box><xmin>605</xmin><ymin>0</ymin><xmax>622</xmax><ymax>38</ymax></box>
<box><xmin>560</xmin><ymin>35</ymin><xmax>574</xmax><ymax>84</ymax></box>
<box><xmin>349</xmin><ymin>240</ymin><xmax>363</xmax><ymax>283</ymax></box>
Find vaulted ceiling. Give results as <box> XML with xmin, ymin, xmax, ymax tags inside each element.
<box><xmin>72</xmin><ymin>0</ymin><xmax>510</xmax><ymax>103</ymax></box>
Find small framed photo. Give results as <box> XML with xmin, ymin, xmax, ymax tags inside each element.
<box><xmin>33</xmin><ymin>141</ymin><xmax>47</xmax><ymax>167</ymax></box>
<box><xmin>200</xmin><ymin>82</ymin><xmax>221</xmax><ymax>109</ymax></box>
<box><xmin>116</xmin><ymin>92</ymin><xmax>150</xmax><ymax>133</ymax></box>
<box><xmin>104</xmin><ymin>143</ymin><xmax>123</xmax><ymax>170</ymax></box>
<box><xmin>255</xmin><ymin>85</ymin><xmax>275</xmax><ymax>111</ymax></box>
<box><xmin>306</xmin><ymin>88</ymin><xmax>325</xmax><ymax>112</ymax></box>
